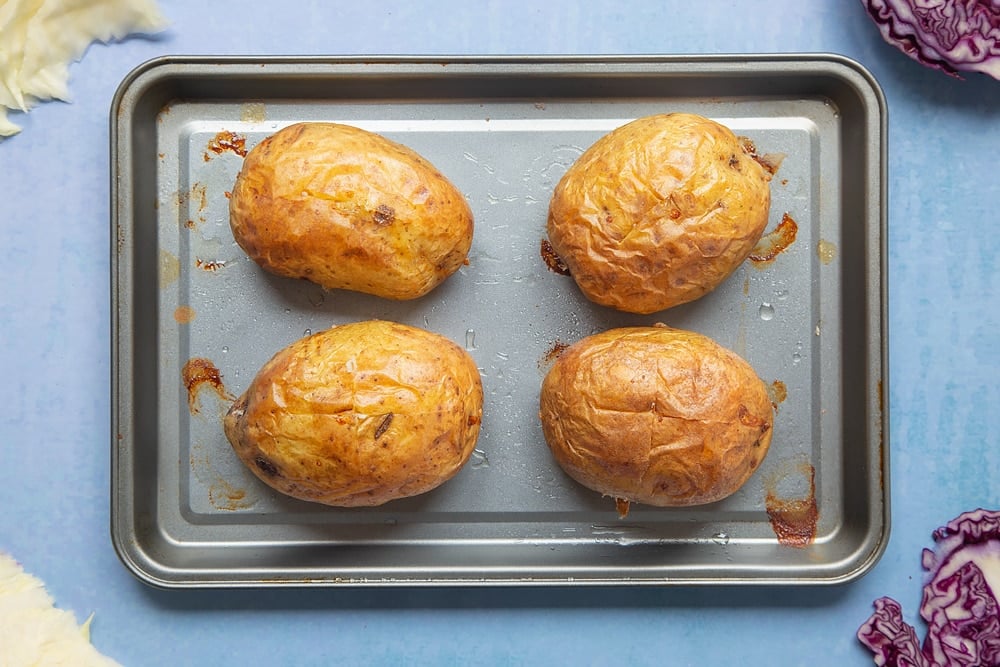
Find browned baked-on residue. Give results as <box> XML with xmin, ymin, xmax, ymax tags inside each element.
<box><xmin>179</xmin><ymin>183</ymin><xmax>209</xmax><ymax>228</ymax></box>
<box><xmin>750</xmin><ymin>213</ymin><xmax>798</xmax><ymax>266</ymax></box>
<box><xmin>173</xmin><ymin>305</ymin><xmax>196</xmax><ymax>324</ymax></box>
<box><xmin>756</xmin><ymin>153</ymin><xmax>785</xmax><ymax>176</ymax></box>
<box><xmin>736</xmin><ymin>135</ymin><xmax>785</xmax><ymax>176</ymax></box>
<box><xmin>207</xmin><ymin>130</ymin><xmax>248</xmax><ymax>158</ymax></box>
<box><xmin>208</xmin><ymin>479</ymin><xmax>254</xmax><ymax>511</ymax></box>
<box><xmin>544</xmin><ymin>340</ymin><xmax>570</xmax><ymax>363</ymax></box>
<box><xmin>615</xmin><ymin>497</ymin><xmax>631</xmax><ymax>519</ymax></box>
<box><xmin>196</xmin><ymin>258</ymin><xmax>226</xmax><ymax>272</ymax></box>
<box><xmin>181</xmin><ymin>357</ymin><xmax>235</xmax><ymax>415</ymax></box>
<box><xmin>540</xmin><ymin>238</ymin><xmax>571</xmax><ymax>275</ymax></box>
<box><xmin>767</xmin><ymin>380</ymin><xmax>788</xmax><ymax>410</ymax></box>
<box><xmin>765</xmin><ymin>463</ymin><xmax>818</xmax><ymax>548</ymax></box>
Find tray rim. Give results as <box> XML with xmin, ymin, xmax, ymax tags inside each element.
<box><xmin>110</xmin><ymin>53</ymin><xmax>889</xmax><ymax>588</ymax></box>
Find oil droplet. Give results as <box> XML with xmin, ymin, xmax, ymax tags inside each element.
<box><xmin>307</xmin><ymin>291</ymin><xmax>325</xmax><ymax>307</ymax></box>
<box><xmin>303</xmin><ymin>328</ymin><xmax>312</xmax><ymax>337</ymax></box>
<box><xmin>775</xmin><ymin>289</ymin><xmax>789</xmax><ymax>301</ymax></box>
<box><xmin>712</xmin><ymin>532</ymin><xmax>730</xmax><ymax>545</ymax></box>
<box><xmin>221</xmin><ymin>346</ymin><xmax>229</xmax><ymax>354</ymax></box>
<box><xmin>466</xmin><ymin>328</ymin><xmax>477</xmax><ymax>350</ymax></box>
<box><xmin>470</xmin><ymin>449</ymin><xmax>489</xmax><ymax>469</ymax></box>
<box><xmin>792</xmin><ymin>352</ymin><xmax>802</xmax><ymax>364</ymax></box>
<box><xmin>817</xmin><ymin>239</ymin><xmax>837</xmax><ymax>265</ymax></box>
<box><xmin>759</xmin><ymin>302</ymin><xmax>775</xmax><ymax>321</ymax></box>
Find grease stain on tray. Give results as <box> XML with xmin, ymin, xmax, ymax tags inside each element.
<box><xmin>750</xmin><ymin>213</ymin><xmax>798</xmax><ymax>266</ymax></box>
<box><xmin>470</xmin><ymin>448</ymin><xmax>490</xmax><ymax>470</ymax></box>
<box><xmin>190</xmin><ymin>443</ymin><xmax>257</xmax><ymax>511</ymax></box>
<box><xmin>159</xmin><ymin>249</ymin><xmax>180</xmax><ymax>287</ymax></box>
<box><xmin>174</xmin><ymin>305</ymin><xmax>196</xmax><ymax>324</ymax></box>
<box><xmin>240</xmin><ymin>102</ymin><xmax>267</xmax><ymax>123</ymax></box>
<box><xmin>182</xmin><ymin>357</ymin><xmax>235</xmax><ymax>415</ymax></box>
<box><xmin>177</xmin><ymin>182</ymin><xmax>209</xmax><ymax>228</ymax></box>
<box><xmin>764</xmin><ymin>458</ymin><xmax>818</xmax><ymax>548</ymax></box>
<box><xmin>817</xmin><ymin>238</ymin><xmax>837</xmax><ymax>264</ymax></box>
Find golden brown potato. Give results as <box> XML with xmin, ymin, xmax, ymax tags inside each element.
<box><xmin>547</xmin><ymin>113</ymin><xmax>772</xmax><ymax>314</ymax></box>
<box><xmin>539</xmin><ymin>325</ymin><xmax>773</xmax><ymax>508</ymax></box>
<box><xmin>229</xmin><ymin>122</ymin><xmax>474</xmax><ymax>299</ymax></box>
<box><xmin>223</xmin><ymin>320</ymin><xmax>483</xmax><ymax>507</ymax></box>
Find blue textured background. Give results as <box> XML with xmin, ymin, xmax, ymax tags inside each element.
<box><xmin>1</xmin><ymin>1</ymin><xmax>997</xmax><ymax>665</ymax></box>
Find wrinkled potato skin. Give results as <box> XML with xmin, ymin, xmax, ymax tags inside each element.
<box><xmin>224</xmin><ymin>320</ymin><xmax>483</xmax><ymax>507</ymax></box>
<box><xmin>229</xmin><ymin>122</ymin><xmax>474</xmax><ymax>299</ymax></box>
<box><xmin>539</xmin><ymin>325</ymin><xmax>773</xmax><ymax>507</ymax></box>
<box><xmin>547</xmin><ymin>113</ymin><xmax>771</xmax><ymax>314</ymax></box>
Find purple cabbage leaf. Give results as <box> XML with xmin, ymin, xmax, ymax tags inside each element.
<box><xmin>858</xmin><ymin>508</ymin><xmax>1000</xmax><ymax>666</ymax></box>
<box><xmin>861</xmin><ymin>1</ymin><xmax>1000</xmax><ymax>80</ymax></box>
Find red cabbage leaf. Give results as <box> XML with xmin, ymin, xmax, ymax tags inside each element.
<box><xmin>858</xmin><ymin>508</ymin><xmax>1000</xmax><ymax>666</ymax></box>
<box><xmin>860</xmin><ymin>1</ymin><xmax>1000</xmax><ymax>80</ymax></box>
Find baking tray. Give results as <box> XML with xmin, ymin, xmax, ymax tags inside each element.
<box><xmin>111</xmin><ymin>55</ymin><xmax>887</xmax><ymax>587</ymax></box>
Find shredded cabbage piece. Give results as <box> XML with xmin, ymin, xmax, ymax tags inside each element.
<box><xmin>860</xmin><ymin>1</ymin><xmax>1000</xmax><ymax>80</ymax></box>
<box><xmin>0</xmin><ymin>0</ymin><xmax>167</xmax><ymax>137</ymax></box>
<box><xmin>858</xmin><ymin>508</ymin><xmax>1000</xmax><ymax>666</ymax></box>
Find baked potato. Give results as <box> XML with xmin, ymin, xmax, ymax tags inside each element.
<box><xmin>223</xmin><ymin>320</ymin><xmax>483</xmax><ymax>507</ymax></box>
<box><xmin>229</xmin><ymin>122</ymin><xmax>474</xmax><ymax>299</ymax></box>
<box><xmin>539</xmin><ymin>325</ymin><xmax>773</xmax><ymax>508</ymax></box>
<box><xmin>547</xmin><ymin>113</ymin><xmax>772</xmax><ymax>314</ymax></box>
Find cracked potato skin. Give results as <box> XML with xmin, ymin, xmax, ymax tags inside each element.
<box><xmin>229</xmin><ymin>122</ymin><xmax>474</xmax><ymax>299</ymax></box>
<box><xmin>224</xmin><ymin>320</ymin><xmax>483</xmax><ymax>507</ymax></box>
<box><xmin>547</xmin><ymin>113</ymin><xmax>771</xmax><ymax>314</ymax></box>
<box><xmin>539</xmin><ymin>325</ymin><xmax>773</xmax><ymax>507</ymax></box>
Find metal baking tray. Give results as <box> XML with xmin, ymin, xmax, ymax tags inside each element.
<box><xmin>111</xmin><ymin>55</ymin><xmax>887</xmax><ymax>587</ymax></box>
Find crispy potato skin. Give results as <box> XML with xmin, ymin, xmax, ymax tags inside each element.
<box><xmin>229</xmin><ymin>122</ymin><xmax>474</xmax><ymax>299</ymax></box>
<box><xmin>223</xmin><ymin>320</ymin><xmax>483</xmax><ymax>507</ymax></box>
<box><xmin>539</xmin><ymin>325</ymin><xmax>773</xmax><ymax>507</ymax></box>
<box><xmin>547</xmin><ymin>113</ymin><xmax>771</xmax><ymax>314</ymax></box>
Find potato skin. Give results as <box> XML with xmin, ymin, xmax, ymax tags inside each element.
<box><xmin>547</xmin><ymin>113</ymin><xmax>771</xmax><ymax>314</ymax></box>
<box><xmin>223</xmin><ymin>320</ymin><xmax>483</xmax><ymax>507</ymax></box>
<box><xmin>229</xmin><ymin>122</ymin><xmax>474</xmax><ymax>299</ymax></box>
<box><xmin>539</xmin><ymin>325</ymin><xmax>773</xmax><ymax>507</ymax></box>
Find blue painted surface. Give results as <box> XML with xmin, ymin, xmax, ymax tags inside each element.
<box><xmin>0</xmin><ymin>2</ymin><xmax>997</xmax><ymax>665</ymax></box>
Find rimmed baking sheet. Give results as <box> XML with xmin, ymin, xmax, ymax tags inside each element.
<box><xmin>111</xmin><ymin>55</ymin><xmax>887</xmax><ymax>587</ymax></box>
